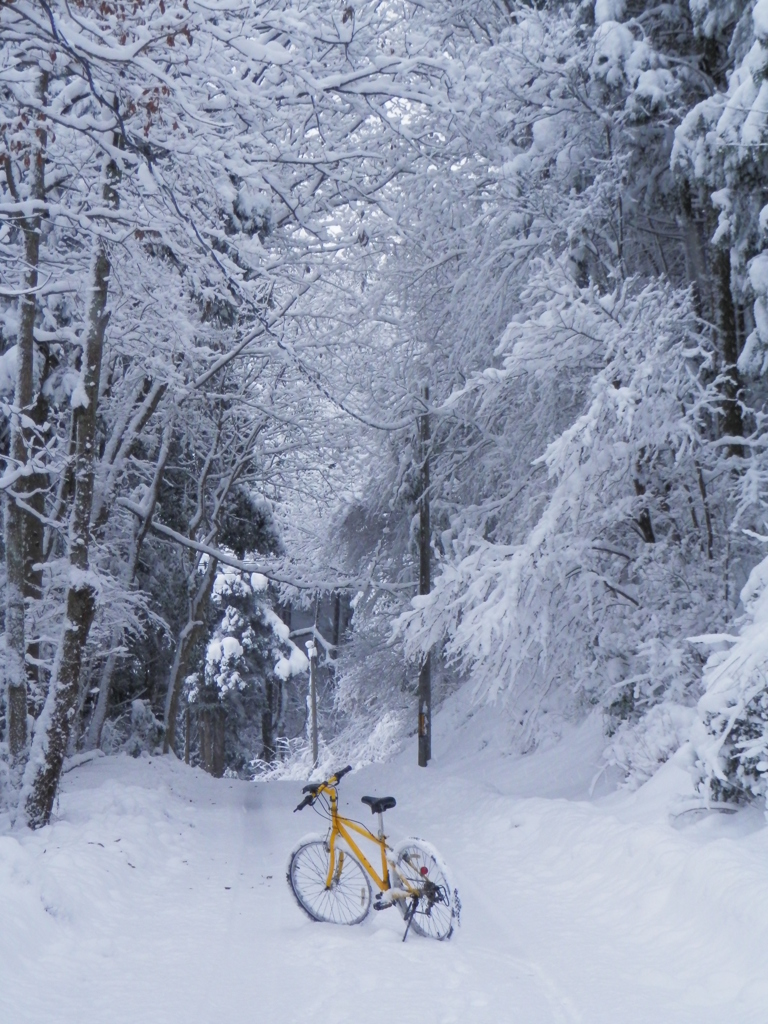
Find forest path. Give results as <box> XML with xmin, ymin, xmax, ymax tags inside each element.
<box><xmin>3</xmin><ymin>715</ymin><xmax>768</xmax><ymax>1023</ymax></box>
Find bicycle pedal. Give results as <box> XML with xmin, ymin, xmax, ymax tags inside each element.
<box><xmin>373</xmin><ymin>895</ymin><xmax>394</xmax><ymax>911</ymax></box>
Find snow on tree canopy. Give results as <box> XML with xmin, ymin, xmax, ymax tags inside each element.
<box><xmin>594</xmin><ymin>0</ymin><xmax>626</xmax><ymax>26</ymax></box>
<box><xmin>6</xmin><ymin>0</ymin><xmax>768</xmax><ymax>818</ymax></box>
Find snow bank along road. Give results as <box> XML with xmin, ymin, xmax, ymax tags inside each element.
<box><xmin>2</xmin><ymin>718</ymin><xmax>768</xmax><ymax>1023</ymax></box>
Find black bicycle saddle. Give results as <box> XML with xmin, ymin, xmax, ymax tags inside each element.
<box><xmin>361</xmin><ymin>795</ymin><xmax>396</xmax><ymax>814</ymax></box>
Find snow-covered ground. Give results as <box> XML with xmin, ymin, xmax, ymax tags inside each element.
<box><xmin>3</xmin><ymin>710</ymin><xmax>768</xmax><ymax>1023</ymax></box>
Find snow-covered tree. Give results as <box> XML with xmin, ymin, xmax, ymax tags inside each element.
<box><xmin>188</xmin><ymin>565</ymin><xmax>307</xmax><ymax>776</ymax></box>
<box><xmin>691</xmin><ymin>549</ymin><xmax>768</xmax><ymax>802</ymax></box>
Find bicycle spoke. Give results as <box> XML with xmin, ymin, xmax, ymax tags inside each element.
<box><xmin>289</xmin><ymin>840</ymin><xmax>371</xmax><ymax>926</ymax></box>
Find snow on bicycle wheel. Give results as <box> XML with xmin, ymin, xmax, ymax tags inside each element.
<box><xmin>392</xmin><ymin>838</ymin><xmax>456</xmax><ymax>940</ymax></box>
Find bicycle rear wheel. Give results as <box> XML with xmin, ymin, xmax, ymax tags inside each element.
<box><xmin>288</xmin><ymin>838</ymin><xmax>371</xmax><ymax>925</ymax></box>
<box><xmin>393</xmin><ymin>839</ymin><xmax>455</xmax><ymax>940</ymax></box>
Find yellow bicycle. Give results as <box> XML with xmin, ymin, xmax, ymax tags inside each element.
<box><xmin>288</xmin><ymin>765</ymin><xmax>459</xmax><ymax>940</ymax></box>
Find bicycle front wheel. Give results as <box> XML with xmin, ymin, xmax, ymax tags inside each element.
<box><xmin>288</xmin><ymin>839</ymin><xmax>372</xmax><ymax>926</ymax></box>
<box><xmin>393</xmin><ymin>839</ymin><xmax>455</xmax><ymax>940</ymax></box>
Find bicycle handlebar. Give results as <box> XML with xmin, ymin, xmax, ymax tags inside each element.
<box><xmin>294</xmin><ymin>765</ymin><xmax>352</xmax><ymax>811</ymax></box>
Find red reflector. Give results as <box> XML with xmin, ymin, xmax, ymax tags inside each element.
<box><xmin>420</xmin><ymin>866</ymin><xmax>428</xmax><ymax>876</ymax></box>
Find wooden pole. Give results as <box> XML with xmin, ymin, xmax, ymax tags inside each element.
<box><xmin>332</xmin><ymin>592</ymin><xmax>341</xmax><ymax>662</ymax></box>
<box><xmin>306</xmin><ymin>640</ymin><xmax>318</xmax><ymax>769</ymax></box>
<box><xmin>418</xmin><ymin>385</ymin><xmax>431</xmax><ymax>767</ymax></box>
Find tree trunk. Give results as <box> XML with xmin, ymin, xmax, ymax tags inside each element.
<box><xmin>714</xmin><ymin>247</ymin><xmax>745</xmax><ymax>455</ymax></box>
<box><xmin>4</xmin><ymin>72</ymin><xmax>48</xmax><ymax>764</ymax></box>
<box><xmin>679</xmin><ymin>181</ymin><xmax>712</xmax><ymax>319</ymax></box>
<box><xmin>24</xmin><ymin>382</ymin><xmax>51</xmax><ymax>716</ymax></box>
<box><xmin>418</xmin><ymin>386</ymin><xmax>431</xmax><ymax>768</ymax></box>
<box><xmin>85</xmin><ymin>421</ymin><xmax>173</xmax><ymax>750</ymax></box>
<box><xmin>262</xmin><ymin>692</ymin><xmax>275</xmax><ymax>764</ymax></box>
<box><xmin>184</xmin><ymin>705</ymin><xmax>191</xmax><ymax>764</ymax></box>
<box><xmin>633</xmin><ymin>477</ymin><xmax>656</xmax><ymax>544</ymax></box>
<box><xmin>85</xmin><ymin>647</ymin><xmax>119</xmax><ymax>751</ymax></box>
<box><xmin>199</xmin><ymin>705</ymin><xmax>226</xmax><ymax>777</ymax></box>
<box><xmin>163</xmin><ymin>557</ymin><xmax>218</xmax><ymax>755</ymax></box>
<box><xmin>21</xmin><ymin>233</ymin><xmax>111</xmax><ymax>828</ymax></box>
<box><xmin>261</xmin><ymin>677</ymin><xmax>281</xmax><ymax>763</ymax></box>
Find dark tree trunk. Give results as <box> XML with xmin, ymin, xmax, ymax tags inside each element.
<box><xmin>261</xmin><ymin>677</ymin><xmax>281</xmax><ymax>763</ymax></box>
<box><xmin>261</xmin><ymin>708</ymin><xmax>273</xmax><ymax>763</ymax></box>
<box><xmin>679</xmin><ymin>181</ymin><xmax>712</xmax><ymax>318</ymax></box>
<box><xmin>714</xmin><ymin>247</ymin><xmax>745</xmax><ymax>455</ymax></box>
<box><xmin>199</xmin><ymin>706</ymin><xmax>226</xmax><ymax>777</ymax></box>
<box><xmin>633</xmin><ymin>478</ymin><xmax>656</xmax><ymax>544</ymax></box>
<box><xmin>184</xmin><ymin>706</ymin><xmax>191</xmax><ymax>764</ymax></box>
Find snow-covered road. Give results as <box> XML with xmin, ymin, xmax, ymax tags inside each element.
<box><xmin>3</xmin><ymin>714</ymin><xmax>768</xmax><ymax>1023</ymax></box>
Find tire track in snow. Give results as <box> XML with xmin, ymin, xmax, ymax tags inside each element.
<box><xmin>455</xmin><ymin>859</ymin><xmax>583</xmax><ymax>1024</ymax></box>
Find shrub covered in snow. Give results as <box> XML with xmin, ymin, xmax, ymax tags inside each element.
<box><xmin>101</xmin><ymin>700</ymin><xmax>164</xmax><ymax>758</ymax></box>
<box><xmin>604</xmin><ymin>703</ymin><xmax>696</xmax><ymax>789</ymax></box>
<box><xmin>692</xmin><ymin>554</ymin><xmax>768</xmax><ymax>803</ymax></box>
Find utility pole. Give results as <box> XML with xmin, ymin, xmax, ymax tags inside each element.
<box><xmin>332</xmin><ymin>592</ymin><xmax>342</xmax><ymax>664</ymax></box>
<box><xmin>306</xmin><ymin>639</ymin><xmax>319</xmax><ymax>769</ymax></box>
<box><xmin>418</xmin><ymin>385</ymin><xmax>431</xmax><ymax>767</ymax></box>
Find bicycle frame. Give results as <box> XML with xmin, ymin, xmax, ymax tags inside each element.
<box><xmin>317</xmin><ymin>782</ymin><xmax>393</xmax><ymax>893</ymax></box>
